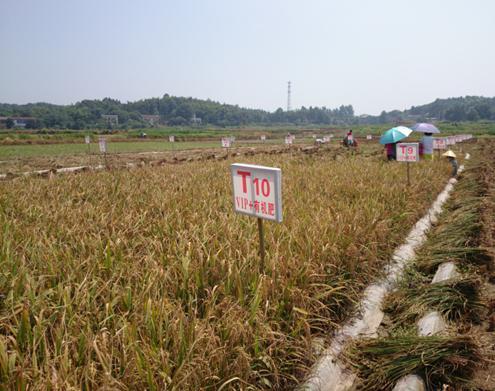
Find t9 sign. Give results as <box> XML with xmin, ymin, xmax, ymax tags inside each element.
<box><xmin>396</xmin><ymin>142</ymin><xmax>419</xmax><ymax>162</ymax></box>
<box><xmin>231</xmin><ymin>163</ymin><xmax>282</xmax><ymax>222</ymax></box>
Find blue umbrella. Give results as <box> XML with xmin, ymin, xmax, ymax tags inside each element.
<box><xmin>411</xmin><ymin>123</ymin><xmax>440</xmax><ymax>134</ymax></box>
<box><xmin>379</xmin><ymin>126</ymin><xmax>413</xmax><ymax>145</ymax></box>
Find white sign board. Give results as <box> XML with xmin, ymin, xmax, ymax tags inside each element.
<box><xmin>169</xmin><ymin>135</ymin><xmax>175</xmax><ymax>142</ymax></box>
<box><xmin>285</xmin><ymin>136</ymin><xmax>293</xmax><ymax>145</ymax></box>
<box><xmin>366</xmin><ymin>135</ymin><xmax>373</xmax><ymax>140</ymax></box>
<box><xmin>221</xmin><ymin>137</ymin><xmax>231</xmax><ymax>148</ymax></box>
<box><xmin>396</xmin><ymin>142</ymin><xmax>419</xmax><ymax>162</ymax></box>
<box><xmin>446</xmin><ymin>136</ymin><xmax>456</xmax><ymax>146</ymax></box>
<box><xmin>260</xmin><ymin>135</ymin><xmax>266</xmax><ymax>141</ymax></box>
<box><xmin>433</xmin><ymin>138</ymin><xmax>447</xmax><ymax>150</ymax></box>
<box><xmin>231</xmin><ymin>163</ymin><xmax>282</xmax><ymax>222</ymax></box>
<box><xmin>85</xmin><ymin>135</ymin><xmax>90</xmax><ymax>144</ymax></box>
<box><xmin>322</xmin><ymin>136</ymin><xmax>330</xmax><ymax>143</ymax></box>
<box><xmin>98</xmin><ymin>137</ymin><xmax>107</xmax><ymax>153</ymax></box>
<box><xmin>454</xmin><ymin>135</ymin><xmax>463</xmax><ymax>143</ymax></box>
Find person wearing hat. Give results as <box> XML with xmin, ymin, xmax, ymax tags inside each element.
<box><xmin>442</xmin><ymin>150</ymin><xmax>458</xmax><ymax>177</ymax></box>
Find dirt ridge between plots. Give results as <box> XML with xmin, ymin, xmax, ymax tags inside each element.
<box><xmin>0</xmin><ymin>145</ymin><xmax>377</xmax><ymax>181</ymax></box>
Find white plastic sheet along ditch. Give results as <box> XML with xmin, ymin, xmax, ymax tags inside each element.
<box><xmin>302</xmin><ymin>156</ymin><xmax>469</xmax><ymax>391</ymax></box>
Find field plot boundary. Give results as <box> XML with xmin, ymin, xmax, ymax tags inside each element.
<box><xmin>0</xmin><ymin>144</ymin><xmax>345</xmax><ymax>180</ymax></box>
<box><xmin>303</xmin><ymin>155</ymin><xmax>469</xmax><ymax>391</ymax></box>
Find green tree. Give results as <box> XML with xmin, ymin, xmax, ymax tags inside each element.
<box><xmin>466</xmin><ymin>107</ymin><xmax>480</xmax><ymax>121</ymax></box>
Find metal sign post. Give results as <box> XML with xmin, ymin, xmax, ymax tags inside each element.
<box><xmin>221</xmin><ymin>137</ymin><xmax>232</xmax><ymax>157</ymax></box>
<box><xmin>169</xmin><ymin>135</ymin><xmax>176</xmax><ymax>157</ymax></box>
<box><xmin>85</xmin><ymin>135</ymin><xmax>91</xmax><ymax>154</ymax></box>
<box><xmin>98</xmin><ymin>137</ymin><xmax>108</xmax><ymax>168</ymax></box>
<box><xmin>285</xmin><ymin>135</ymin><xmax>294</xmax><ymax>148</ymax></box>
<box><xmin>231</xmin><ymin>163</ymin><xmax>282</xmax><ymax>274</ymax></box>
<box><xmin>433</xmin><ymin>137</ymin><xmax>446</xmax><ymax>159</ymax></box>
<box><xmin>396</xmin><ymin>142</ymin><xmax>419</xmax><ymax>186</ymax></box>
<box><xmin>407</xmin><ymin>162</ymin><xmax>411</xmax><ymax>186</ymax></box>
<box><xmin>257</xmin><ymin>218</ymin><xmax>265</xmax><ymax>270</ymax></box>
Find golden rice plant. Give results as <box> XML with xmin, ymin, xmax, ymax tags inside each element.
<box><xmin>0</xmin><ymin>150</ymin><xmax>451</xmax><ymax>389</ymax></box>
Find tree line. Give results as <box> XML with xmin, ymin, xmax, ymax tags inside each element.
<box><xmin>375</xmin><ymin>96</ymin><xmax>495</xmax><ymax>124</ymax></box>
<box><xmin>0</xmin><ymin>94</ymin><xmax>494</xmax><ymax>129</ymax></box>
<box><xmin>0</xmin><ymin>95</ymin><xmax>354</xmax><ymax>129</ymax></box>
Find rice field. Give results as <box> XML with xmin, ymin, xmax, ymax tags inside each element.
<box><xmin>0</xmin><ymin>150</ymin><xmax>452</xmax><ymax>389</ymax></box>
<box><xmin>343</xmin><ymin>141</ymin><xmax>495</xmax><ymax>390</ymax></box>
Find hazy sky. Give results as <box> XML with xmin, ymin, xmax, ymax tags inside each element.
<box><xmin>1</xmin><ymin>0</ymin><xmax>494</xmax><ymax>114</ymax></box>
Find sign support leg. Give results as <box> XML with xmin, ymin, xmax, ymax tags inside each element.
<box><xmin>257</xmin><ymin>217</ymin><xmax>265</xmax><ymax>273</ymax></box>
<box><xmin>407</xmin><ymin>162</ymin><xmax>411</xmax><ymax>186</ymax></box>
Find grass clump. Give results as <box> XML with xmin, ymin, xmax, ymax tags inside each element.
<box><xmin>384</xmin><ymin>277</ymin><xmax>484</xmax><ymax>327</ymax></box>
<box><xmin>416</xmin><ymin>168</ymin><xmax>490</xmax><ymax>274</ymax></box>
<box><xmin>344</xmin><ymin>335</ymin><xmax>482</xmax><ymax>390</ymax></box>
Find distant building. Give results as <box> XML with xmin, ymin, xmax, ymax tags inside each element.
<box><xmin>141</xmin><ymin>114</ymin><xmax>161</xmax><ymax>126</ymax></box>
<box><xmin>0</xmin><ymin>116</ymin><xmax>36</xmax><ymax>128</ymax></box>
<box><xmin>101</xmin><ymin>114</ymin><xmax>118</xmax><ymax>125</ymax></box>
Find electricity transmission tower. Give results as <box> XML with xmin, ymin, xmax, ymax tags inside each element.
<box><xmin>287</xmin><ymin>81</ymin><xmax>291</xmax><ymax>112</ymax></box>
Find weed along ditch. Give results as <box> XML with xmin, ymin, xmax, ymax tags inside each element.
<box><xmin>0</xmin><ymin>136</ymin><xmax>493</xmax><ymax>389</ymax></box>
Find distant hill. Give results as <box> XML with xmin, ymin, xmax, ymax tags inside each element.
<box><xmin>407</xmin><ymin>96</ymin><xmax>495</xmax><ymax>121</ymax></box>
<box><xmin>0</xmin><ymin>94</ymin><xmax>494</xmax><ymax>129</ymax></box>
<box><xmin>372</xmin><ymin>96</ymin><xmax>495</xmax><ymax>124</ymax></box>
<box><xmin>0</xmin><ymin>95</ymin><xmax>353</xmax><ymax>129</ymax></box>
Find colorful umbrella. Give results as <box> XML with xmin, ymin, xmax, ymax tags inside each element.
<box><xmin>411</xmin><ymin>123</ymin><xmax>440</xmax><ymax>134</ymax></box>
<box><xmin>379</xmin><ymin>126</ymin><xmax>412</xmax><ymax>145</ymax></box>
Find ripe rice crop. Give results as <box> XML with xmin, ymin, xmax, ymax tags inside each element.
<box><xmin>0</xmin><ymin>151</ymin><xmax>451</xmax><ymax>389</ymax></box>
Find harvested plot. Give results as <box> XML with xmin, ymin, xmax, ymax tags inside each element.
<box><xmin>0</xmin><ymin>151</ymin><xmax>452</xmax><ymax>389</ymax></box>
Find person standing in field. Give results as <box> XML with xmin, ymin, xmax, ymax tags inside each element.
<box><xmin>385</xmin><ymin>142</ymin><xmax>397</xmax><ymax>160</ymax></box>
<box><xmin>343</xmin><ymin>129</ymin><xmax>357</xmax><ymax>147</ymax></box>
<box><xmin>442</xmin><ymin>150</ymin><xmax>458</xmax><ymax>177</ymax></box>
<box><xmin>420</xmin><ymin>132</ymin><xmax>434</xmax><ymax>160</ymax></box>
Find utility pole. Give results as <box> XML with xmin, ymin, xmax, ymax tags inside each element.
<box><xmin>287</xmin><ymin>81</ymin><xmax>291</xmax><ymax>112</ymax></box>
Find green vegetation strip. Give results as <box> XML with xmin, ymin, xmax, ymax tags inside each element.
<box><xmin>384</xmin><ymin>276</ymin><xmax>483</xmax><ymax>327</ymax></box>
<box><xmin>344</xmin><ymin>336</ymin><xmax>481</xmax><ymax>390</ymax></box>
